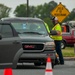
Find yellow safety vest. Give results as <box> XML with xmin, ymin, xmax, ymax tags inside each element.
<box><xmin>51</xmin><ymin>23</ymin><xmax>62</xmax><ymax>40</ymax></box>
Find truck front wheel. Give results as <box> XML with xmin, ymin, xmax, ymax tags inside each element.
<box><xmin>61</xmin><ymin>41</ymin><xmax>66</xmax><ymax>49</ymax></box>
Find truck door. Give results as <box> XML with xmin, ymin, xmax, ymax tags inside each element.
<box><xmin>0</xmin><ymin>23</ymin><xmax>21</xmax><ymax>66</ymax></box>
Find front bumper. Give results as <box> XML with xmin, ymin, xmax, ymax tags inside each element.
<box><xmin>19</xmin><ymin>50</ymin><xmax>56</xmax><ymax>63</ymax></box>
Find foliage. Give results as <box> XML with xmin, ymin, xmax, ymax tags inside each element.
<box><xmin>63</xmin><ymin>8</ymin><xmax>75</xmax><ymax>22</ymax></box>
<box><xmin>29</xmin><ymin>6</ymin><xmax>36</xmax><ymax>17</ymax></box>
<box><xmin>14</xmin><ymin>4</ymin><xmax>27</xmax><ymax>17</ymax></box>
<box><xmin>43</xmin><ymin>17</ymin><xmax>53</xmax><ymax>30</ymax></box>
<box><xmin>0</xmin><ymin>4</ymin><xmax>11</xmax><ymax>19</ymax></box>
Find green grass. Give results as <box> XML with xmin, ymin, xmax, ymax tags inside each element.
<box><xmin>62</xmin><ymin>47</ymin><xmax>75</xmax><ymax>57</ymax></box>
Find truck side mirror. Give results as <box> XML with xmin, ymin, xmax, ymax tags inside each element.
<box><xmin>50</xmin><ymin>30</ymin><xmax>58</xmax><ymax>35</ymax></box>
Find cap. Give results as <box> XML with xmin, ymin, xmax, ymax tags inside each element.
<box><xmin>54</xmin><ymin>17</ymin><xmax>58</xmax><ymax>21</ymax></box>
<box><xmin>52</xmin><ymin>17</ymin><xmax>58</xmax><ymax>21</ymax></box>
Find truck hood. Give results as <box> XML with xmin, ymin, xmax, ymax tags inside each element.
<box><xmin>19</xmin><ymin>34</ymin><xmax>53</xmax><ymax>42</ymax></box>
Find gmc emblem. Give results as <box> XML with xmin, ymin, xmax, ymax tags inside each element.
<box><xmin>24</xmin><ymin>45</ymin><xmax>35</xmax><ymax>48</ymax></box>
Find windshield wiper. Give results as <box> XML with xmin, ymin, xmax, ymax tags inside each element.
<box><xmin>22</xmin><ymin>32</ymin><xmax>43</xmax><ymax>35</ymax></box>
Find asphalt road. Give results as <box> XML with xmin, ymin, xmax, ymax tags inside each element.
<box><xmin>0</xmin><ymin>60</ymin><xmax>75</xmax><ymax>75</ymax></box>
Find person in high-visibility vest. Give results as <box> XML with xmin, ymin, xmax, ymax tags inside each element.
<box><xmin>51</xmin><ymin>17</ymin><xmax>64</xmax><ymax>65</ymax></box>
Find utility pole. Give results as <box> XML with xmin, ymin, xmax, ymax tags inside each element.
<box><xmin>27</xmin><ymin>0</ymin><xmax>29</xmax><ymax>17</ymax></box>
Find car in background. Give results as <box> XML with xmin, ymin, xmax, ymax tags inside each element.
<box><xmin>61</xmin><ymin>21</ymin><xmax>75</xmax><ymax>49</ymax></box>
<box><xmin>0</xmin><ymin>17</ymin><xmax>56</xmax><ymax>68</ymax></box>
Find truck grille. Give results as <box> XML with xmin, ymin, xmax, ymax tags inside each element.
<box><xmin>22</xmin><ymin>43</ymin><xmax>44</xmax><ymax>50</ymax></box>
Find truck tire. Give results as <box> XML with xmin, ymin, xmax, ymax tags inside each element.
<box><xmin>61</xmin><ymin>41</ymin><xmax>66</xmax><ymax>49</ymax></box>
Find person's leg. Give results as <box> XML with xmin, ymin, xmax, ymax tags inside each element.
<box><xmin>54</xmin><ymin>41</ymin><xmax>60</xmax><ymax>65</ymax></box>
<box><xmin>55</xmin><ymin>41</ymin><xmax>64</xmax><ymax>64</ymax></box>
<box><xmin>54</xmin><ymin>55</ymin><xmax>59</xmax><ymax>65</ymax></box>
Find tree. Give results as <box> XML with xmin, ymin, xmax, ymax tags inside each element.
<box><xmin>32</xmin><ymin>1</ymin><xmax>57</xmax><ymax>19</ymax></box>
<box><xmin>68</xmin><ymin>8</ymin><xmax>75</xmax><ymax>20</ymax></box>
<box><xmin>43</xmin><ymin>17</ymin><xmax>53</xmax><ymax>30</ymax></box>
<box><xmin>14</xmin><ymin>4</ymin><xmax>27</xmax><ymax>17</ymax></box>
<box><xmin>0</xmin><ymin>4</ymin><xmax>11</xmax><ymax>19</ymax></box>
<box><xmin>63</xmin><ymin>8</ymin><xmax>75</xmax><ymax>22</ymax></box>
<box><xmin>33</xmin><ymin>5</ymin><xmax>43</xmax><ymax>18</ymax></box>
<box><xmin>29</xmin><ymin>6</ymin><xmax>36</xmax><ymax>17</ymax></box>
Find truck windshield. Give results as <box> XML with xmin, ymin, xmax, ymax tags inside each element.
<box><xmin>11</xmin><ymin>21</ymin><xmax>48</xmax><ymax>35</ymax></box>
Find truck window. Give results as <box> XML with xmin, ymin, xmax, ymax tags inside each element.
<box><xmin>62</xmin><ymin>25</ymin><xmax>70</xmax><ymax>32</ymax></box>
<box><xmin>1</xmin><ymin>25</ymin><xmax>13</xmax><ymax>38</ymax></box>
<box><xmin>62</xmin><ymin>26</ymin><xmax>67</xmax><ymax>32</ymax></box>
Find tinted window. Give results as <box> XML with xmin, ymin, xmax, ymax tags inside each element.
<box><xmin>1</xmin><ymin>25</ymin><xmax>13</xmax><ymax>38</ymax></box>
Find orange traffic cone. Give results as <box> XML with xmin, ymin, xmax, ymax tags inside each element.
<box><xmin>45</xmin><ymin>56</ymin><xmax>53</xmax><ymax>75</ymax></box>
<box><xmin>4</xmin><ymin>68</ymin><xmax>13</xmax><ymax>75</ymax></box>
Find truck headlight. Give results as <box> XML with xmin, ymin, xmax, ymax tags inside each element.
<box><xmin>44</xmin><ymin>42</ymin><xmax>55</xmax><ymax>50</ymax></box>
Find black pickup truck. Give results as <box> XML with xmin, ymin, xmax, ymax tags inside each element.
<box><xmin>0</xmin><ymin>17</ymin><xmax>56</xmax><ymax>68</ymax></box>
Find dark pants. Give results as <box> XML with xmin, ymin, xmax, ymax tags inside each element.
<box><xmin>54</xmin><ymin>40</ymin><xmax>64</xmax><ymax>64</ymax></box>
